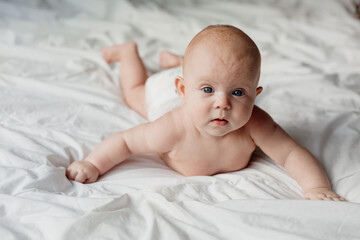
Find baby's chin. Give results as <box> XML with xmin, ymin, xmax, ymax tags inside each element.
<box><xmin>202</xmin><ymin>124</ymin><xmax>239</xmax><ymax>137</ymax></box>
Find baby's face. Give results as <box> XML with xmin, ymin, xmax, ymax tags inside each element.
<box><xmin>180</xmin><ymin>36</ymin><xmax>261</xmax><ymax>137</ymax></box>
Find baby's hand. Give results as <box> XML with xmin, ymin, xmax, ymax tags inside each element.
<box><xmin>66</xmin><ymin>161</ymin><xmax>100</xmax><ymax>183</ymax></box>
<box><xmin>304</xmin><ymin>188</ymin><xmax>346</xmax><ymax>201</ymax></box>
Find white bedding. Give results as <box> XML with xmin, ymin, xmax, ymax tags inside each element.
<box><xmin>1</xmin><ymin>0</ymin><xmax>360</xmax><ymax>239</ymax></box>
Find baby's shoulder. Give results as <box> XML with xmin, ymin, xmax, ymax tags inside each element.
<box><xmin>244</xmin><ymin>105</ymin><xmax>277</xmax><ymax>143</ymax></box>
<box><xmin>151</xmin><ymin>107</ymin><xmax>185</xmax><ymax>138</ymax></box>
<box><xmin>246</xmin><ymin>105</ymin><xmax>275</xmax><ymax>130</ymax></box>
<box><xmin>131</xmin><ymin>108</ymin><xmax>184</xmax><ymax>154</ymax></box>
<box><xmin>151</xmin><ymin>108</ymin><xmax>182</xmax><ymax>131</ymax></box>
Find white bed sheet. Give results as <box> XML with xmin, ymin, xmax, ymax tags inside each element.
<box><xmin>0</xmin><ymin>0</ymin><xmax>360</xmax><ymax>239</ymax></box>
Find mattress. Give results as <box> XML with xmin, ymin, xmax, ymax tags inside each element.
<box><xmin>0</xmin><ymin>0</ymin><xmax>360</xmax><ymax>239</ymax></box>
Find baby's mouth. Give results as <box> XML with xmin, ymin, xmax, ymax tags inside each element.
<box><xmin>211</xmin><ymin>118</ymin><xmax>228</xmax><ymax>126</ymax></box>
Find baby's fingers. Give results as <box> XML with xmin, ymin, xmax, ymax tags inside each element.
<box><xmin>74</xmin><ymin>171</ymin><xmax>88</xmax><ymax>183</ymax></box>
<box><xmin>66</xmin><ymin>168</ymin><xmax>77</xmax><ymax>180</ymax></box>
<box><xmin>323</xmin><ymin>193</ymin><xmax>346</xmax><ymax>201</ymax></box>
<box><xmin>320</xmin><ymin>195</ymin><xmax>347</xmax><ymax>201</ymax></box>
<box><xmin>66</xmin><ymin>167</ymin><xmax>87</xmax><ymax>183</ymax></box>
<box><xmin>331</xmin><ymin>196</ymin><xmax>347</xmax><ymax>202</ymax></box>
<box><xmin>304</xmin><ymin>188</ymin><xmax>346</xmax><ymax>201</ymax></box>
<box><xmin>85</xmin><ymin>174</ymin><xmax>98</xmax><ymax>184</ymax></box>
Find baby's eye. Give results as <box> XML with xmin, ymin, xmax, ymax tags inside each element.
<box><xmin>202</xmin><ymin>87</ymin><xmax>213</xmax><ymax>94</ymax></box>
<box><xmin>232</xmin><ymin>90</ymin><xmax>245</xmax><ymax>96</ymax></box>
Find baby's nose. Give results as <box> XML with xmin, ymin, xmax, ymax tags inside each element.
<box><xmin>215</xmin><ymin>94</ymin><xmax>231</xmax><ymax>110</ymax></box>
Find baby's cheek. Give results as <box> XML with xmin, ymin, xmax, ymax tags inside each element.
<box><xmin>235</xmin><ymin>105</ymin><xmax>253</xmax><ymax>122</ymax></box>
<box><xmin>191</xmin><ymin>106</ymin><xmax>206</xmax><ymax>119</ymax></box>
<box><xmin>189</xmin><ymin>99</ymin><xmax>208</xmax><ymax>114</ymax></box>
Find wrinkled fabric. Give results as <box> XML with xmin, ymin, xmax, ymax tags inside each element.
<box><xmin>0</xmin><ymin>0</ymin><xmax>360</xmax><ymax>239</ymax></box>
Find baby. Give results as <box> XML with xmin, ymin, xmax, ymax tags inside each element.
<box><xmin>67</xmin><ymin>25</ymin><xmax>345</xmax><ymax>201</ymax></box>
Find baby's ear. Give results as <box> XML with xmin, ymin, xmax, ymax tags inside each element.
<box><xmin>256</xmin><ymin>86</ymin><xmax>263</xmax><ymax>96</ymax></box>
<box><xmin>175</xmin><ymin>76</ymin><xmax>186</xmax><ymax>102</ymax></box>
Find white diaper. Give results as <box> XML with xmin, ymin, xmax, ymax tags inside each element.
<box><xmin>145</xmin><ymin>66</ymin><xmax>184</xmax><ymax>121</ymax></box>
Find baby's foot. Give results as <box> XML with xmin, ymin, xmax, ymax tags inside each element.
<box><xmin>159</xmin><ymin>51</ymin><xmax>183</xmax><ymax>68</ymax></box>
<box><xmin>304</xmin><ymin>188</ymin><xmax>346</xmax><ymax>201</ymax></box>
<box><xmin>102</xmin><ymin>41</ymin><xmax>137</xmax><ymax>64</ymax></box>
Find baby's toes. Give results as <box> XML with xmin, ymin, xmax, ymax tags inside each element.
<box><xmin>101</xmin><ymin>48</ymin><xmax>112</xmax><ymax>63</ymax></box>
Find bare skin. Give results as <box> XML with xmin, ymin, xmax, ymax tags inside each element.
<box><xmin>67</xmin><ymin>25</ymin><xmax>345</xmax><ymax>201</ymax></box>
<box><xmin>159</xmin><ymin>51</ymin><xmax>183</xmax><ymax>69</ymax></box>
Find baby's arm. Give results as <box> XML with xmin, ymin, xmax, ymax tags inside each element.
<box><xmin>66</xmin><ymin>131</ymin><xmax>131</xmax><ymax>183</ymax></box>
<box><xmin>248</xmin><ymin>106</ymin><xmax>345</xmax><ymax>201</ymax></box>
<box><xmin>66</xmin><ymin>112</ymin><xmax>178</xmax><ymax>183</ymax></box>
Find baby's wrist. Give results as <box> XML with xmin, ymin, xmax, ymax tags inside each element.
<box><xmin>304</xmin><ymin>187</ymin><xmax>331</xmax><ymax>194</ymax></box>
<box><xmin>84</xmin><ymin>159</ymin><xmax>101</xmax><ymax>175</ymax></box>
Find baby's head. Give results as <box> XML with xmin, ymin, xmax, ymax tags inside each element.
<box><xmin>183</xmin><ymin>25</ymin><xmax>261</xmax><ymax>79</ymax></box>
<box><xmin>175</xmin><ymin>25</ymin><xmax>262</xmax><ymax>137</ymax></box>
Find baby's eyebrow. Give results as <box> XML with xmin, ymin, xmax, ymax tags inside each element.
<box><xmin>197</xmin><ymin>79</ymin><xmax>215</xmax><ymax>86</ymax></box>
<box><xmin>197</xmin><ymin>75</ymin><xmax>212</xmax><ymax>81</ymax></box>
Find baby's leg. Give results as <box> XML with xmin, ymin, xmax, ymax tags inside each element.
<box><xmin>102</xmin><ymin>42</ymin><xmax>147</xmax><ymax>118</ymax></box>
<box><xmin>159</xmin><ymin>51</ymin><xmax>184</xmax><ymax>69</ymax></box>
